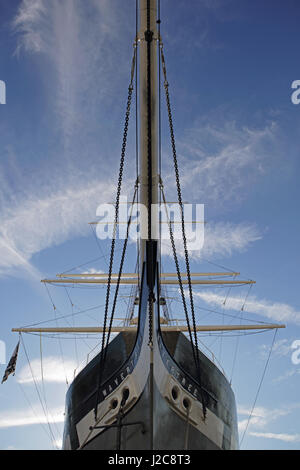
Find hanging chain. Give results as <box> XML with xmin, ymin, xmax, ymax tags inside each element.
<box><xmin>160</xmin><ymin>43</ymin><xmax>207</xmax><ymax>420</ymax></box>
<box><xmin>104</xmin><ymin>184</ymin><xmax>138</xmax><ymax>353</ymax></box>
<box><xmin>94</xmin><ymin>45</ymin><xmax>136</xmax><ymax>420</ymax></box>
<box><xmin>145</xmin><ymin>0</ymin><xmax>154</xmax><ymax>348</ymax></box>
<box><xmin>160</xmin><ymin>182</ymin><xmax>199</xmax><ymax>370</ymax></box>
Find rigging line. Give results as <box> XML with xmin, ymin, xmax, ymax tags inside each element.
<box><xmin>199</xmin><ymin>257</ymin><xmax>238</xmax><ymax>275</ymax></box>
<box><xmin>44</xmin><ymin>283</ymin><xmax>68</xmax><ymax>386</ymax></box>
<box><xmin>91</xmin><ymin>225</ymin><xmax>133</xmax><ymax>312</ymax></box>
<box><xmin>160</xmin><ymin>45</ymin><xmax>207</xmax><ymax>419</ymax></box>
<box><xmin>125</xmin><ymin>259</ymin><xmax>139</xmax><ymax>325</ymax></box>
<box><xmin>207</xmin><ymin>288</ymin><xmax>257</xmax><ymax>350</ymax></box>
<box><xmin>218</xmin><ymin>274</ymin><xmax>237</xmax><ymax>361</ymax></box>
<box><xmin>239</xmin><ymin>328</ymin><xmax>278</xmax><ymax>448</ymax></box>
<box><xmin>60</xmin><ymin>254</ymin><xmax>109</xmax><ymax>276</ymax></box>
<box><xmin>64</xmin><ymin>287</ymin><xmax>79</xmax><ymax>367</ymax></box>
<box><xmin>201</xmin><ymin>256</ymin><xmax>254</xmax><ymax>284</ymax></box>
<box><xmin>104</xmin><ymin>186</ymin><xmax>138</xmax><ymax>353</ymax></box>
<box><xmin>241</xmin><ymin>283</ymin><xmax>253</xmax><ymax>312</ymax></box>
<box><xmin>91</xmin><ymin>195</ymin><xmax>138</xmax><ymax>317</ymax></box>
<box><xmin>102</xmin><ymin>187</ymin><xmax>138</xmax><ymax>333</ymax></box>
<box><xmin>17</xmin><ymin>382</ymin><xmax>54</xmax><ymax>443</ymax></box>
<box><xmin>21</xmin><ymin>303</ymin><xmax>106</xmax><ymax>328</ymax></box>
<box><xmin>197</xmin><ymin>329</ymin><xmax>273</xmax><ymax>339</ymax></box>
<box><xmin>173</xmin><ymin>293</ymin><xmax>274</xmax><ymax>325</ymax></box>
<box><xmin>229</xmin><ymin>307</ymin><xmax>244</xmax><ymax>385</ymax></box>
<box><xmin>39</xmin><ymin>333</ymin><xmax>62</xmax><ymax>440</ymax></box>
<box><xmin>229</xmin><ymin>284</ymin><xmax>252</xmax><ymax>384</ymax></box>
<box><xmin>160</xmin><ymin>185</ymin><xmax>198</xmax><ymax>358</ymax></box>
<box><xmin>28</xmin><ymin>333</ymin><xmax>107</xmax><ymax>341</ymax></box>
<box><xmin>94</xmin><ymin>50</ymin><xmax>136</xmax><ymax>421</ymax></box>
<box><xmin>20</xmin><ymin>334</ymin><xmax>59</xmax><ymax>449</ymax></box>
<box><xmin>90</xmin><ymin>224</ymin><xmax>110</xmax><ymax>268</ymax></box>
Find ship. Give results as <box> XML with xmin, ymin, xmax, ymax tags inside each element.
<box><xmin>8</xmin><ymin>0</ymin><xmax>285</xmax><ymax>451</ymax></box>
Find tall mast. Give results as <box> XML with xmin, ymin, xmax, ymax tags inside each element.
<box><xmin>138</xmin><ymin>0</ymin><xmax>159</xmax><ymax>266</ymax></box>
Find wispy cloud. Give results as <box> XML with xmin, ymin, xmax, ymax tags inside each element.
<box><xmin>163</xmin><ymin>120</ymin><xmax>278</xmax><ymax>207</ymax></box>
<box><xmin>0</xmin><ymin>405</ymin><xmax>64</xmax><ymax>428</ymax></box>
<box><xmin>161</xmin><ymin>221</ymin><xmax>261</xmax><ymax>260</ymax></box>
<box><xmin>238</xmin><ymin>404</ymin><xmax>292</xmax><ymax>433</ymax></box>
<box><xmin>0</xmin><ymin>177</ymin><xmax>118</xmax><ymax>276</ymax></box>
<box><xmin>17</xmin><ymin>356</ymin><xmax>77</xmax><ymax>384</ymax></box>
<box><xmin>193</xmin><ymin>290</ymin><xmax>300</xmax><ymax>325</ymax></box>
<box><xmin>260</xmin><ymin>339</ymin><xmax>292</xmax><ymax>360</ymax></box>
<box><xmin>238</xmin><ymin>403</ymin><xmax>300</xmax><ymax>444</ymax></box>
<box><xmin>0</xmin><ymin>0</ymin><xmax>137</xmax><ymax>279</ymax></box>
<box><xmin>272</xmin><ymin>368</ymin><xmax>300</xmax><ymax>384</ymax></box>
<box><xmin>248</xmin><ymin>431</ymin><xmax>300</xmax><ymax>443</ymax></box>
<box><xmin>12</xmin><ymin>0</ymin><xmax>130</xmax><ymax>151</ymax></box>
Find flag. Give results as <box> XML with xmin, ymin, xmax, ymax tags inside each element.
<box><xmin>1</xmin><ymin>341</ymin><xmax>20</xmax><ymax>384</ymax></box>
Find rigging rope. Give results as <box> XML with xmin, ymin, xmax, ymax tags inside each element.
<box><xmin>104</xmin><ymin>186</ymin><xmax>138</xmax><ymax>352</ymax></box>
<box><xmin>239</xmin><ymin>328</ymin><xmax>278</xmax><ymax>447</ymax></box>
<box><xmin>160</xmin><ymin>43</ymin><xmax>207</xmax><ymax>419</ymax></box>
<box><xmin>93</xmin><ymin>46</ymin><xmax>137</xmax><ymax>420</ymax></box>
<box><xmin>160</xmin><ymin>183</ymin><xmax>207</xmax><ymax>419</ymax></box>
<box><xmin>44</xmin><ymin>284</ymin><xmax>69</xmax><ymax>386</ymax></box>
<box><xmin>20</xmin><ymin>334</ymin><xmax>59</xmax><ymax>449</ymax></box>
<box><xmin>39</xmin><ymin>333</ymin><xmax>62</xmax><ymax>439</ymax></box>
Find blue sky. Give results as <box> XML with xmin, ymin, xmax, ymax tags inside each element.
<box><xmin>0</xmin><ymin>0</ymin><xmax>300</xmax><ymax>450</ymax></box>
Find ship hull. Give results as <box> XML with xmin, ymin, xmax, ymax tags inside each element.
<box><xmin>63</xmin><ymin>331</ymin><xmax>238</xmax><ymax>450</ymax></box>
<box><xmin>62</xmin><ymin>260</ymin><xmax>238</xmax><ymax>450</ymax></box>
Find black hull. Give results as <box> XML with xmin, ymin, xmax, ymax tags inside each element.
<box><xmin>62</xmin><ymin>259</ymin><xmax>239</xmax><ymax>450</ymax></box>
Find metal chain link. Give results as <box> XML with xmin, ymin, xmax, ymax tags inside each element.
<box><xmin>160</xmin><ymin>181</ymin><xmax>198</xmax><ymax>370</ymax></box>
<box><xmin>160</xmin><ymin>44</ymin><xmax>207</xmax><ymax>420</ymax></box>
<box><xmin>94</xmin><ymin>48</ymin><xmax>136</xmax><ymax>420</ymax></box>
<box><xmin>146</xmin><ymin>0</ymin><xmax>154</xmax><ymax>348</ymax></box>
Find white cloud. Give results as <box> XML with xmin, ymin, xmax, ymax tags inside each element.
<box><xmin>249</xmin><ymin>431</ymin><xmax>300</xmax><ymax>443</ymax></box>
<box><xmin>260</xmin><ymin>339</ymin><xmax>292</xmax><ymax>360</ymax></box>
<box><xmin>17</xmin><ymin>356</ymin><xmax>77</xmax><ymax>384</ymax></box>
<box><xmin>199</xmin><ymin>221</ymin><xmax>261</xmax><ymax>258</ymax></box>
<box><xmin>1</xmin><ymin>1</ymin><xmax>137</xmax><ymax>278</ymax></box>
<box><xmin>12</xmin><ymin>0</ymin><xmax>129</xmax><ymax>150</ymax></box>
<box><xmin>238</xmin><ymin>405</ymin><xmax>291</xmax><ymax>433</ymax></box>
<box><xmin>13</xmin><ymin>0</ymin><xmax>47</xmax><ymax>54</ymax></box>
<box><xmin>161</xmin><ymin>221</ymin><xmax>261</xmax><ymax>259</ymax></box>
<box><xmin>0</xmin><ymin>177</ymin><xmax>117</xmax><ymax>275</ymax></box>
<box><xmin>272</xmin><ymin>368</ymin><xmax>300</xmax><ymax>384</ymax></box>
<box><xmin>238</xmin><ymin>403</ymin><xmax>300</xmax><ymax>441</ymax></box>
<box><xmin>163</xmin><ymin>120</ymin><xmax>278</xmax><ymax>206</ymax></box>
<box><xmin>0</xmin><ymin>405</ymin><xmax>64</xmax><ymax>428</ymax></box>
<box><xmin>82</xmin><ymin>268</ymin><xmax>104</xmax><ymax>276</ymax></box>
<box><xmin>193</xmin><ymin>290</ymin><xmax>300</xmax><ymax>325</ymax></box>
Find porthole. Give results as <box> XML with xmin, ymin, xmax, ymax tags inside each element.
<box><xmin>171</xmin><ymin>386</ymin><xmax>179</xmax><ymax>401</ymax></box>
<box><xmin>183</xmin><ymin>397</ymin><xmax>191</xmax><ymax>410</ymax></box>
<box><xmin>110</xmin><ymin>398</ymin><xmax>118</xmax><ymax>409</ymax></box>
<box><xmin>122</xmin><ymin>388</ymin><xmax>130</xmax><ymax>403</ymax></box>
